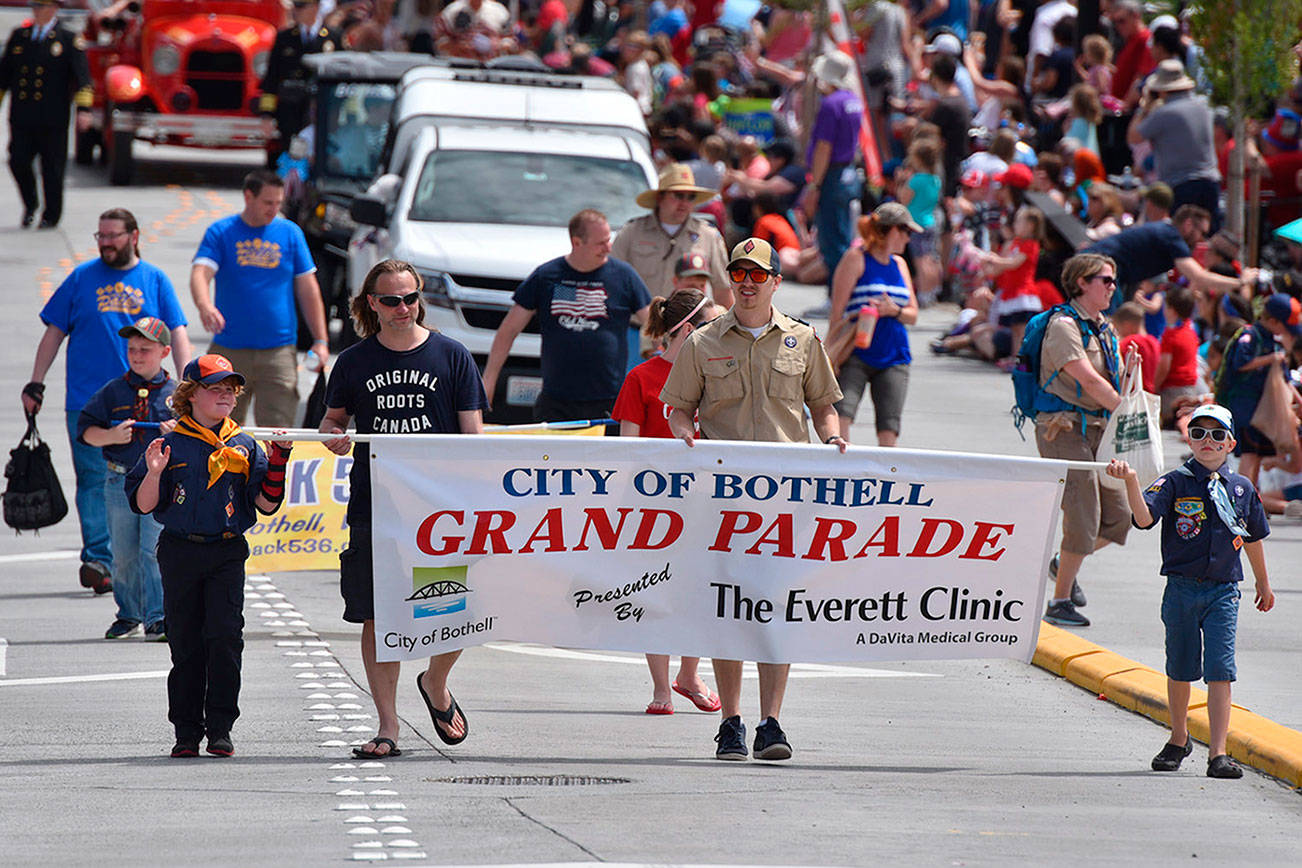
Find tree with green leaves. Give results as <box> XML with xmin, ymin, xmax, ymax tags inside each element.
<box><xmin>1189</xmin><ymin>0</ymin><xmax>1302</xmax><ymax>249</ymax></box>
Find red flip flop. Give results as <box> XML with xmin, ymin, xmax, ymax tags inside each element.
<box><xmin>645</xmin><ymin>700</ymin><xmax>674</xmax><ymax>715</ymax></box>
<box><xmin>672</xmin><ymin>681</ymin><xmax>722</xmax><ymax>712</ymax></box>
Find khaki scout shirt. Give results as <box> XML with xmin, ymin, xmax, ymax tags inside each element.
<box><xmin>610</xmin><ymin>213</ymin><xmax>729</xmax><ymax>301</ymax></box>
<box><xmin>1038</xmin><ymin>299</ymin><xmax>1119</xmax><ymax>431</ymax></box>
<box><xmin>659</xmin><ymin>307</ymin><xmax>843</xmax><ymax>443</ymax></box>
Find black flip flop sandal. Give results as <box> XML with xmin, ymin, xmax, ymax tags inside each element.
<box><xmin>416</xmin><ymin>672</ymin><xmax>468</xmax><ymax>745</ymax></box>
<box><xmin>352</xmin><ymin>737</ymin><xmax>402</xmax><ymax>759</ymax></box>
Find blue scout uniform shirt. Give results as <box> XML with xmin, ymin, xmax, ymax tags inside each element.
<box><xmin>75</xmin><ymin>371</ymin><xmax>176</xmax><ymax>470</ymax></box>
<box><xmin>125</xmin><ymin>422</ymin><xmax>268</xmax><ymax>537</ymax></box>
<box><xmin>1139</xmin><ymin>458</ymin><xmax>1270</xmax><ymax>583</ymax></box>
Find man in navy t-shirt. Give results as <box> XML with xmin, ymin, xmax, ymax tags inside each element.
<box><xmin>190</xmin><ymin>170</ymin><xmax>329</xmax><ymax>426</ymax></box>
<box><xmin>482</xmin><ymin>209</ymin><xmax>651</xmax><ymax>422</ymax></box>
<box><xmin>1084</xmin><ymin>205</ymin><xmax>1254</xmax><ymax>311</ymax></box>
<box><xmin>22</xmin><ymin>208</ymin><xmax>191</xmax><ymax>595</ymax></box>
<box><xmin>321</xmin><ymin>259</ymin><xmax>488</xmax><ymax>758</ymax></box>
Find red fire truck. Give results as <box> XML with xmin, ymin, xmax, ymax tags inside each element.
<box><xmin>78</xmin><ymin>0</ymin><xmax>284</xmax><ymax>184</ymax></box>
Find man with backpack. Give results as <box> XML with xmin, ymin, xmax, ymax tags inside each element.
<box><xmin>1015</xmin><ymin>253</ymin><xmax>1140</xmax><ymax>627</ymax></box>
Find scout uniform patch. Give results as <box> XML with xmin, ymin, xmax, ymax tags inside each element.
<box><xmin>1174</xmin><ymin>497</ymin><xmax>1205</xmax><ymax>540</ymax></box>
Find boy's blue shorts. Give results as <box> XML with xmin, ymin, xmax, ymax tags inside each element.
<box><xmin>1161</xmin><ymin>577</ymin><xmax>1240</xmax><ymax>683</ymax></box>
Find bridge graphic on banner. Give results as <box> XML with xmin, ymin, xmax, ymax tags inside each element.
<box><xmin>409</xmin><ymin>566</ymin><xmax>471</xmax><ymax>618</ymax></box>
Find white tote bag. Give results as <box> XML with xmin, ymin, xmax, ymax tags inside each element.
<box><xmin>1097</xmin><ymin>367</ymin><xmax>1164</xmax><ymax>490</ymax></box>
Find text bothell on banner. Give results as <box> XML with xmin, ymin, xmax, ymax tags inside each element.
<box><xmin>368</xmin><ymin>436</ymin><xmax>1065</xmax><ymax>664</ymax></box>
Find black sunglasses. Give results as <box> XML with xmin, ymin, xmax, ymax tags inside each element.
<box><xmin>373</xmin><ymin>291</ymin><xmax>421</xmax><ymax>308</ymax></box>
<box><xmin>1188</xmin><ymin>427</ymin><xmax>1231</xmax><ymax>443</ymax></box>
<box><xmin>1090</xmin><ymin>274</ymin><xmax>1117</xmax><ymax>287</ymax></box>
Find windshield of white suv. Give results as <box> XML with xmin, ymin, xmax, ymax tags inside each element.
<box><xmin>408</xmin><ymin>151</ymin><xmax>648</xmax><ymax>227</ymax></box>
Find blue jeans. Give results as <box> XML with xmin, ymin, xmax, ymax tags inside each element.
<box><xmin>105</xmin><ymin>469</ymin><xmax>164</xmax><ymax>626</ymax></box>
<box><xmin>816</xmin><ymin>164</ymin><xmax>858</xmax><ymax>290</ymax></box>
<box><xmin>1162</xmin><ymin>577</ymin><xmax>1239</xmax><ymax>683</ymax></box>
<box><xmin>65</xmin><ymin>410</ymin><xmax>112</xmax><ymax>570</ymax></box>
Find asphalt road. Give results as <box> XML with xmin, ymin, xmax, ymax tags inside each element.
<box><xmin>1</xmin><ymin>11</ymin><xmax>1299</xmax><ymax>863</ymax></box>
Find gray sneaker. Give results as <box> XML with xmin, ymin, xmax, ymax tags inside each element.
<box><xmin>1044</xmin><ymin>600</ymin><xmax>1090</xmax><ymax>627</ymax></box>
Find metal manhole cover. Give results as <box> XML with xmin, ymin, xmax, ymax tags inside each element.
<box><xmin>427</xmin><ymin>775</ymin><xmax>630</xmax><ymax>786</ymax></box>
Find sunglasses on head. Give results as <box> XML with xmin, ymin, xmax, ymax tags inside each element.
<box><xmin>373</xmin><ymin>291</ymin><xmax>421</xmax><ymax>307</ymax></box>
<box><xmin>1188</xmin><ymin>426</ymin><xmax>1231</xmax><ymax>442</ymax></box>
<box><xmin>728</xmin><ymin>266</ymin><xmax>773</xmax><ymax>284</ymax></box>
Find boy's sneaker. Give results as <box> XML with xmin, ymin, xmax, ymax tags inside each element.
<box><xmin>1047</xmin><ymin>554</ymin><xmax>1086</xmax><ymax>607</ymax></box>
<box><xmin>714</xmin><ymin>715</ymin><xmax>748</xmax><ymax>761</ymax></box>
<box><xmin>144</xmin><ymin>621</ymin><xmax>167</xmax><ymax>642</ymax></box>
<box><xmin>1207</xmin><ymin>755</ymin><xmax>1243</xmax><ymax>779</ymax></box>
<box><xmin>104</xmin><ymin>619</ymin><xmax>142</xmax><ymax>639</ymax></box>
<box><xmin>206</xmin><ymin>734</ymin><xmax>234</xmax><ymax>757</ymax></box>
<box><xmin>753</xmin><ymin>717</ymin><xmax>793</xmax><ymax>760</ymax></box>
<box><xmin>1151</xmin><ymin>738</ymin><xmax>1193</xmax><ymax>771</ymax></box>
<box><xmin>1043</xmin><ymin>600</ymin><xmax>1090</xmax><ymax>627</ymax></box>
<box><xmin>171</xmin><ymin>740</ymin><xmax>200</xmax><ymax>758</ymax></box>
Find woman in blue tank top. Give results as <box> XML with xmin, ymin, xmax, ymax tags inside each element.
<box><xmin>828</xmin><ymin>203</ymin><xmax>921</xmax><ymax>446</ymax></box>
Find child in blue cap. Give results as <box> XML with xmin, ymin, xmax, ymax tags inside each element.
<box><xmin>1107</xmin><ymin>403</ymin><xmax>1275</xmax><ymax>779</ymax></box>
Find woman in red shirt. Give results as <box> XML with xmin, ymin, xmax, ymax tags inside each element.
<box><xmin>612</xmin><ymin>289</ymin><xmax>722</xmax><ymax>714</ymax></box>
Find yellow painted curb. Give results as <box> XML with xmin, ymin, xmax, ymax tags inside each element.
<box><xmin>1033</xmin><ymin>623</ymin><xmax>1302</xmax><ymax>788</ymax></box>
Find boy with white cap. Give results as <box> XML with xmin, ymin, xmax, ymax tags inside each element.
<box><xmin>1107</xmin><ymin>404</ymin><xmax>1275</xmax><ymax>779</ymax></box>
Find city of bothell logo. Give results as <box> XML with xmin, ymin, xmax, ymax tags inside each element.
<box><xmin>408</xmin><ymin>566</ymin><xmax>471</xmax><ymax>618</ymax></box>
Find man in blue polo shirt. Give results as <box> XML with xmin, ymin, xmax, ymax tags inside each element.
<box><xmin>190</xmin><ymin>170</ymin><xmax>329</xmax><ymax>427</ymax></box>
<box><xmin>22</xmin><ymin>208</ymin><xmax>191</xmax><ymax>594</ymax></box>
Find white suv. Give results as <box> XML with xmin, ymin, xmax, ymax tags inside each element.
<box><xmin>348</xmin><ymin>62</ymin><xmax>657</xmax><ymax>421</ymax></box>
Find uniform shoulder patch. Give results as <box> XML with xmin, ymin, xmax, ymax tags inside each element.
<box><xmin>1145</xmin><ymin>477</ymin><xmax>1166</xmax><ymax>493</ymax></box>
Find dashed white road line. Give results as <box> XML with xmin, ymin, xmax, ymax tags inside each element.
<box><xmin>247</xmin><ymin>574</ymin><xmax>429</xmax><ymax>863</ymax></box>
<box><xmin>0</xmin><ymin>550</ymin><xmax>80</xmax><ymax>564</ymax></box>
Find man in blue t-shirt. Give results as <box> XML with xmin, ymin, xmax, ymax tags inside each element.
<box><xmin>21</xmin><ymin>208</ymin><xmax>191</xmax><ymax>594</ymax></box>
<box><xmin>1084</xmin><ymin>205</ymin><xmax>1253</xmax><ymax>311</ymax></box>
<box><xmin>482</xmin><ymin>209</ymin><xmax>651</xmax><ymax>422</ymax></box>
<box><xmin>190</xmin><ymin>170</ymin><xmax>329</xmax><ymax>427</ymax></box>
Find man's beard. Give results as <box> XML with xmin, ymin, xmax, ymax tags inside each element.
<box><xmin>100</xmin><ymin>245</ymin><xmax>132</xmax><ymax>267</ymax></box>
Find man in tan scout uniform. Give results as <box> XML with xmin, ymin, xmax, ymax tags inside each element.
<box><xmin>660</xmin><ymin>237</ymin><xmax>846</xmax><ymax>762</ymax></box>
<box><xmin>612</xmin><ymin>163</ymin><xmax>733</xmax><ymax>307</ymax></box>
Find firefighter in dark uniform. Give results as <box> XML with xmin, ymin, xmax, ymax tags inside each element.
<box><xmin>0</xmin><ymin>0</ymin><xmax>93</xmax><ymax>228</ymax></box>
<box><xmin>258</xmin><ymin>0</ymin><xmax>342</xmax><ymax>165</ymax></box>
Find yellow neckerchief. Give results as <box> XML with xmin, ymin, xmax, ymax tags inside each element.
<box><xmin>174</xmin><ymin>415</ymin><xmax>250</xmax><ymax>489</ymax></box>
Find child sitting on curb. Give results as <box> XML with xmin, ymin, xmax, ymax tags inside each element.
<box><xmin>1106</xmin><ymin>404</ymin><xmax>1275</xmax><ymax>779</ymax></box>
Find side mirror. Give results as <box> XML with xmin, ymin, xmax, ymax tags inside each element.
<box><xmin>350</xmin><ymin>195</ymin><xmax>388</xmax><ymax>228</ymax></box>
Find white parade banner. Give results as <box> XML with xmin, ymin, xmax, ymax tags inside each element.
<box><xmin>370</xmin><ymin>436</ymin><xmax>1068</xmax><ymax>665</ymax></box>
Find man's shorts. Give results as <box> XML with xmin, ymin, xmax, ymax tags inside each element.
<box><xmin>340</xmin><ymin>523</ymin><xmax>374</xmax><ymax>624</ymax></box>
<box><xmin>1161</xmin><ymin>576</ymin><xmax>1240</xmax><ymax>683</ymax></box>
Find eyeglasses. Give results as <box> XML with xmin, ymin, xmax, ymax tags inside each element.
<box><xmin>93</xmin><ymin>231</ymin><xmax>130</xmax><ymax>242</ymax></box>
<box><xmin>1188</xmin><ymin>427</ymin><xmax>1231</xmax><ymax>443</ymax></box>
<box><xmin>1090</xmin><ymin>274</ymin><xmax>1117</xmax><ymax>287</ymax></box>
<box><xmin>373</xmin><ymin>291</ymin><xmax>421</xmax><ymax>307</ymax></box>
<box><xmin>728</xmin><ymin>266</ymin><xmax>774</xmax><ymax>284</ymax></box>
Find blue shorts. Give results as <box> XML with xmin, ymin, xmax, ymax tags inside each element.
<box><xmin>1161</xmin><ymin>577</ymin><xmax>1240</xmax><ymax>683</ymax></box>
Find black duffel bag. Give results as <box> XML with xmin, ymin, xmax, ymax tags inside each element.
<box><xmin>3</xmin><ymin>412</ymin><xmax>68</xmax><ymax>531</ymax></box>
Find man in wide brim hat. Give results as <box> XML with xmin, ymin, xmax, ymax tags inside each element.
<box><xmin>612</xmin><ymin>163</ymin><xmax>731</xmax><ymax>304</ymax></box>
<box><xmin>1142</xmin><ymin>58</ymin><xmax>1196</xmax><ymax>97</ymax></box>
<box><xmin>633</xmin><ymin>163</ymin><xmax>715</xmax><ymax>209</ymax></box>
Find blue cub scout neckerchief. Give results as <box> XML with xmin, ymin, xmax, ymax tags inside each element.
<box><xmin>1174</xmin><ymin>465</ymin><xmax>1248</xmax><ymax>541</ymax></box>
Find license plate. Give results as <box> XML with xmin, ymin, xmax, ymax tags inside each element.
<box><xmin>505</xmin><ymin>376</ymin><xmax>543</xmax><ymax>406</ymax></box>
